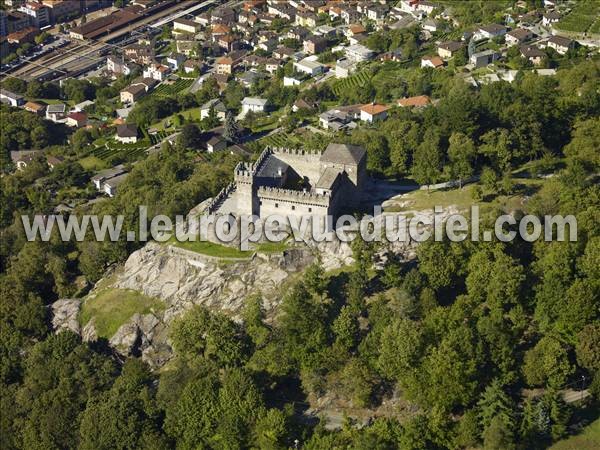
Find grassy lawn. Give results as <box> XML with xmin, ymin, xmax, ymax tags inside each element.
<box><xmin>169</xmin><ymin>237</ymin><xmax>254</xmax><ymax>258</ymax></box>
<box><xmin>80</xmin><ymin>288</ymin><xmax>165</xmax><ymax>339</ymax></box>
<box><xmin>28</xmin><ymin>97</ymin><xmax>72</xmax><ymax>105</ymax></box>
<box><xmin>254</xmin><ymin>241</ymin><xmax>289</xmax><ymax>253</ymax></box>
<box><xmin>384</xmin><ymin>177</ymin><xmax>546</xmax><ymax>214</ymax></box>
<box><xmin>550</xmin><ymin>419</ymin><xmax>600</xmax><ymax>450</ymax></box>
<box><xmin>385</xmin><ymin>185</ymin><xmax>476</xmax><ymax>213</ymax></box>
<box><xmin>150</xmin><ymin>107</ymin><xmax>201</xmax><ymax>132</ymax></box>
<box><xmin>79</xmin><ymin>155</ymin><xmax>108</xmax><ymax>171</ymax></box>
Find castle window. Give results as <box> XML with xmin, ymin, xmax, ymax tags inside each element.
<box><xmin>259</xmin><ymin>200</ymin><xmax>262</xmax><ymax>205</ymax></box>
<box><xmin>291</xmin><ymin>205</ymin><xmax>295</xmax><ymax>210</ymax></box>
<box><xmin>308</xmin><ymin>207</ymin><xmax>312</xmax><ymax>213</ymax></box>
<box><xmin>275</xmin><ymin>203</ymin><xmax>279</xmax><ymax>208</ymax></box>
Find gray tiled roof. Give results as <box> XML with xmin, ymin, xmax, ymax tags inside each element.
<box><xmin>321</xmin><ymin>143</ymin><xmax>366</xmax><ymax>165</ymax></box>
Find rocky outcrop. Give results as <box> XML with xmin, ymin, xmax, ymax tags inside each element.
<box><xmin>115</xmin><ymin>242</ymin><xmax>320</xmax><ymax>319</ymax></box>
<box><xmin>82</xmin><ymin>318</ymin><xmax>97</xmax><ymax>343</ymax></box>
<box><xmin>51</xmin><ymin>299</ymin><xmax>81</xmax><ymax>335</ymax></box>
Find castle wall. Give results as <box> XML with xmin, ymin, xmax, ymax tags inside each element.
<box><xmin>271</xmin><ymin>148</ymin><xmax>323</xmax><ymax>186</ymax></box>
<box><xmin>257</xmin><ymin>186</ymin><xmax>331</xmax><ymax>220</ymax></box>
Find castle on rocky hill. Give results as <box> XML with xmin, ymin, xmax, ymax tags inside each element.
<box><xmin>206</xmin><ymin>143</ymin><xmax>367</xmax><ymax>220</ymax></box>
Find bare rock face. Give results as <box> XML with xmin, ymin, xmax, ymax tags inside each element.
<box><xmin>51</xmin><ymin>299</ymin><xmax>81</xmax><ymax>335</ymax></box>
<box><xmin>116</xmin><ymin>242</ymin><xmax>319</xmax><ymax>319</ymax></box>
<box><xmin>109</xmin><ymin>320</ymin><xmax>140</xmax><ymax>357</ymax></box>
<box><xmin>81</xmin><ymin>318</ymin><xmax>98</xmax><ymax>343</ymax></box>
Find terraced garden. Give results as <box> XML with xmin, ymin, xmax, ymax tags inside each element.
<box><xmin>148</xmin><ymin>130</ymin><xmax>170</xmax><ymax>145</ymax></box>
<box><xmin>555</xmin><ymin>2</ymin><xmax>600</xmax><ymax>33</ymax></box>
<box><xmin>332</xmin><ymin>70</ymin><xmax>373</xmax><ymax>97</ymax></box>
<box><xmin>151</xmin><ymin>78</ymin><xmax>194</xmax><ymax>97</ymax></box>
<box><xmin>261</xmin><ymin>131</ymin><xmax>302</xmax><ymax>148</ymax></box>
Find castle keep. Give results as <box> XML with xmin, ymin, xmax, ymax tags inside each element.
<box><xmin>206</xmin><ymin>143</ymin><xmax>367</xmax><ymax>219</ymax></box>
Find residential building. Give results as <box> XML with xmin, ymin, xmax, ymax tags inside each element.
<box><xmin>241</xmin><ymin>97</ymin><xmax>268</xmax><ymax>114</ymax></box>
<box><xmin>398</xmin><ymin>95</ymin><xmax>432</xmax><ymax>108</ymax></box>
<box><xmin>65</xmin><ymin>112</ymin><xmax>87</xmax><ymax>128</ymax></box>
<box><xmin>421</xmin><ymin>55</ymin><xmax>444</xmax><ymax>68</ymax></box>
<box><xmin>5</xmin><ymin>11</ymin><xmax>30</xmax><ymax>34</ymax></box>
<box><xmin>183</xmin><ymin>59</ymin><xmax>204</xmax><ymax>74</ymax></box>
<box><xmin>345</xmin><ymin>44</ymin><xmax>374</xmax><ymax>63</ymax></box>
<box><xmin>120</xmin><ymin>83</ymin><xmax>147</xmax><ymax>104</ymax></box>
<box><xmin>335</xmin><ymin>58</ymin><xmax>357</xmax><ymax>78</ymax></box>
<box><xmin>422</xmin><ymin>18</ymin><xmax>437</xmax><ymax>33</ymax></box>
<box><xmin>7</xmin><ymin>26</ymin><xmax>38</xmax><ymax>44</ymax></box>
<box><xmin>303</xmin><ymin>35</ymin><xmax>327</xmax><ymax>54</ymax></box>
<box><xmin>506</xmin><ymin>28</ymin><xmax>533</xmax><ymax>46</ymax></box>
<box><xmin>265</xmin><ymin>58</ymin><xmax>281</xmax><ymax>74</ymax></box>
<box><xmin>437</xmin><ymin>41</ymin><xmax>463</xmax><ymax>58</ymax></box>
<box><xmin>470</xmin><ymin>49</ymin><xmax>500</xmax><ymax>68</ymax></box>
<box><xmin>0</xmin><ymin>89</ymin><xmax>24</xmax><ymax>107</ymax></box>
<box><xmin>42</xmin><ymin>0</ymin><xmax>81</xmax><ymax>23</ymax></box>
<box><xmin>296</xmin><ymin>11</ymin><xmax>317</xmax><ymax>28</ymax></box>
<box><xmin>292</xmin><ymin>98</ymin><xmax>317</xmax><ymax>112</ymax></box>
<box><xmin>547</xmin><ymin>35</ymin><xmax>574</xmax><ymax>55</ymax></box>
<box><xmin>45</xmin><ymin>103</ymin><xmax>66</xmax><ymax>122</ymax></box>
<box><xmin>116</xmin><ymin>124</ymin><xmax>138</xmax><ymax>144</ymax></box>
<box><xmin>319</xmin><ymin>107</ymin><xmax>360</xmax><ymax>130</ymax></box>
<box><xmin>520</xmin><ymin>45</ymin><xmax>545</xmax><ymax>65</ymax></box>
<box><xmin>206</xmin><ymin>136</ymin><xmax>227</xmax><ymax>153</ymax></box>
<box><xmin>415</xmin><ymin>0</ymin><xmax>438</xmax><ymax>14</ymax></box>
<box><xmin>344</xmin><ymin>23</ymin><xmax>366</xmax><ymax>38</ymax></box>
<box><xmin>360</xmin><ymin>103</ymin><xmax>389</xmax><ymax>123</ymax></box>
<box><xmin>24</xmin><ymin>101</ymin><xmax>46</xmax><ymax>115</ymax></box>
<box><xmin>124</xmin><ymin>43</ymin><xmax>154</xmax><ymax>65</ymax></box>
<box><xmin>18</xmin><ymin>2</ymin><xmax>51</xmax><ymax>28</ymax></box>
<box><xmin>216</xmin><ymin>56</ymin><xmax>234</xmax><ymax>75</ymax></box>
<box><xmin>143</xmin><ymin>64</ymin><xmax>170</xmax><ymax>81</ymax></box>
<box><xmin>211</xmin><ymin>6</ymin><xmax>236</xmax><ymax>24</ymax></box>
<box><xmin>166</xmin><ymin>53</ymin><xmax>186</xmax><ymax>70</ymax></box>
<box><xmin>107</xmin><ymin>56</ymin><xmax>134</xmax><ymax>76</ymax></box>
<box><xmin>173</xmin><ymin>18</ymin><xmax>200</xmax><ymax>36</ymax></box>
<box><xmin>474</xmin><ymin>24</ymin><xmax>507</xmax><ymax>40</ymax></box>
<box><xmin>200</xmin><ymin>98</ymin><xmax>227</xmax><ymax>121</ymax></box>
<box><xmin>103</xmin><ymin>173</ymin><xmax>129</xmax><ymax>197</ymax></box>
<box><xmin>366</xmin><ymin>4</ymin><xmax>388</xmax><ymax>21</ymax></box>
<box><xmin>91</xmin><ymin>164</ymin><xmax>127</xmax><ymax>192</ymax></box>
<box><xmin>542</xmin><ymin>11</ymin><xmax>560</xmax><ymax>27</ymax></box>
<box><xmin>294</xmin><ymin>57</ymin><xmax>326</xmax><ymax>76</ymax></box>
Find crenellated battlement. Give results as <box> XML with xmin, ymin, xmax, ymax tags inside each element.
<box><xmin>257</xmin><ymin>186</ymin><xmax>331</xmax><ymax>205</ymax></box>
<box><xmin>206</xmin><ymin>182</ymin><xmax>236</xmax><ymax>214</ymax></box>
<box><xmin>270</xmin><ymin>146</ymin><xmax>322</xmax><ymax>158</ymax></box>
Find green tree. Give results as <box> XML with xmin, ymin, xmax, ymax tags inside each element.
<box><xmin>79</xmin><ymin>359</ymin><xmax>167</xmax><ymax>450</ymax></box>
<box><xmin>171</xmin><ymin>306</ymin><xmax>249</xmax><ymax>367</ymax></box>
<box><xmin>482</xmin><ymin>416</ymin><xmax>515</xmax><ymax>450</ymax></box>
<box><xmin>222</xmin><ymin>110</ymin><xmax>241</xmax><ymax>143</ymax></box>
<box><xmin>332</xmin><ymin>305</ymin><xmax>359</xmax><ymax>352</ymax></box>
<box><xmin>448</xmin><ymin>132</ymin><xmax>476</xmax><ymax>188</ymax></box>
<box><xmin>576</xmin><ymin>323</ymin><xmax>600</xmax><ymax>372</ymax></box>
<box><xmin>523</xmin><ymin>336</ymin><xmax>574</xmax><ymax>388</ymax></box>
<box><xmin>412</xmin><ymin>131</ymin><xmax>442</xmax><ymax>191</ymax></box>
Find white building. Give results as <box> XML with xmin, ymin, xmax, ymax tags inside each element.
<box><xmin>143</xmin><ymin>64</ymin><xmax>171</xmax><ymax>81</ymax></box>
<box><xmin>473</xmin><ymin>24</ymin><xmax>507</xmax><ymax>41</ymax></box>
<box><xmin>335</xmin><ymin>59</ymin><xmax>357</xmax><ymax>78</ymax></box>
<box><xmin>345</xmin><ymin>44</ymin><xmax>375</xmax><ymax>63</ymax></box>
<box><xmin>200</xmin><ymin>98</ymin><xmax>227</xmax><ymax>121</ymax></box>
<box><xmin>241</xmin><ymin>97</ymin><xmax>268</xmax><ymax>114</ymax></box>
<box><xmin>116</xmin><ymin>124</ymin><xmax>138</xmax><ymax>144</ymax></box>
<box><xmin>45</xmin><ymin>103</ymin><xmax>66</xmax><ymax>122</ymax></box>
<box><xmin>0</xmin><ymin>89</ymin><xmax>24</xmax><ymax>107</ymax></box>
<box><xmin>293</xmin><ymin>57</ymin><xmax>326</xmax><ymax>76</ymax></box>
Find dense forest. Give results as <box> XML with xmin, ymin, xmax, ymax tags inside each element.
<box><xmin>1</xmin><ymin>35</ymin><xmax>599</xmax><ymax>450</ymax></box>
